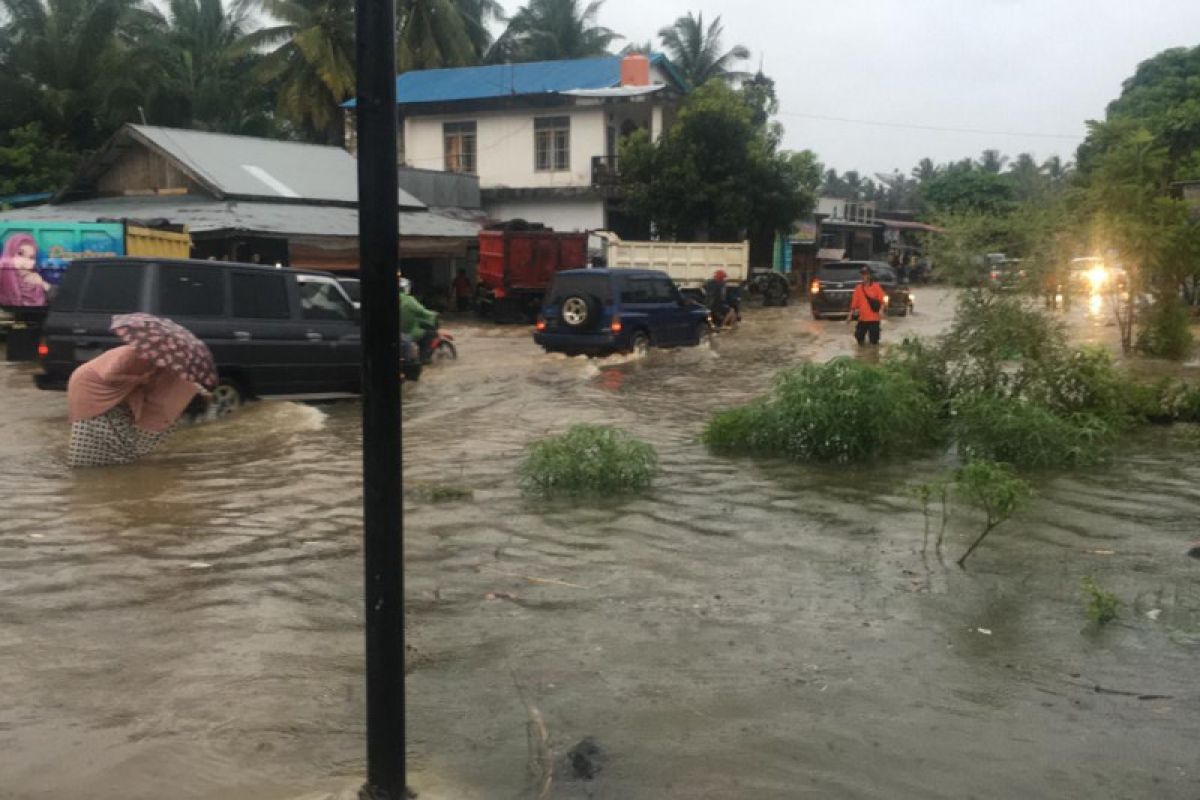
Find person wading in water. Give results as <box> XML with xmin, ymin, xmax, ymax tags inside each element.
<box><xmin>847</xmin><ymin>265</ymin><xmax>886</xmax><ymax>346</ymax></box>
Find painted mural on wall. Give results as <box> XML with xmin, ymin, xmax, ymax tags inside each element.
<box><xmin>0</xmin><ymin>224</ymin><xmax>124</xmax><ymax>307</ymax></box>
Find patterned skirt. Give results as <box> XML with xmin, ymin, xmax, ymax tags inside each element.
<box><xmin>68</xmin><ymin>405</ymin><xmax>172</xmax><ymax>468</ymax></box>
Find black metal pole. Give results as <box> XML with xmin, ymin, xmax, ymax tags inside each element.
<box><xmin>355</xmin><ymin>0</ymin><xmax>403</xmax><ymax>794</ymax></box>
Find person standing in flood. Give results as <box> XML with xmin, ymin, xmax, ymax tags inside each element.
<box><xmin>66</xmin><ymin>345</ymin><xmax>204</xmax><ymax>467</ymax></box>
<box><xmin>847</xmin><ymin>265</ymin><xmax>886</xmax><ymax>346</ymax></box>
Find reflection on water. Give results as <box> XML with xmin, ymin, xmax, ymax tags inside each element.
<box><xmin>2</xmin><ymin>290</ymin><xmax>1199</xmax><ymax>799</ymax></box>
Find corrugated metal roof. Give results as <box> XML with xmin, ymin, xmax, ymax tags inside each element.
<box><xmin>122</xmin><ymin>126</ymin><xmax>425</xmax><ymax>209</ymax></box>
<box><xmin>0</xmin><ymin>195</ymin><xmax>479</xmax><ymax>239</ymax></box>
<box><xmin>343</xmin><ymin>54</ymin><xmax>683</xmax><ymax>107</ymax></box>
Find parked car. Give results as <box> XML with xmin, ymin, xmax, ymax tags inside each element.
<box><xmin>533</xmin><ymin>268</ymin><xmax>713</xmax><ymax>357</ymax></box>
<box><xmin>336</xmin><ymin>277</ymin><xmax>361</xmax><ymax>309</ymax></box>
<box><xmin>809</xmin><ymin>260</ymin><xmax>912</xmax><ymax>320</ymax></box>
<box><xmin>35</xmin><ymin>257</ymin><xmax>362</xmax><ymax>415</ymax></box>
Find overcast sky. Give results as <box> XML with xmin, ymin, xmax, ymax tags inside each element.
<box><xmin>499</xmin><ymin>0</ymin><xmax>1200</xmax><ymax>179</ymax></box>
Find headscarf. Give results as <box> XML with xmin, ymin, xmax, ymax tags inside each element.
<box><xmin>0</xmin><ymin>233</ymin><xmax>45</xmax><ymax>307</ymax></box>
<box><xmin>67</xmin><ymin>345</ymin><xmax>200</xmax><ymax>432</ymax></box>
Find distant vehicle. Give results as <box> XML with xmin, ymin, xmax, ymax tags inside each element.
<box><xmin>988</xmin><ymin>258</ymin><xmax>1028</xmax><ymax>291</ymax></box>
<box><xmin>1068</xmin><ymin>256</ymin><xmax>1127</xmax><ymax>293</ymax></box>
<box><xmin>476</xmin><ymin>225</ymin><xmax>588</xmax><ymax>322</ymax></box>
<box><xmin>36</xmin><ymin>257</ymin><xmax>362</xmax><ymax>415</ymax></box>
<box><xmin>809</xmin><ymin>261</ymin><xmax>912</xmax><ymax>320</ymax></box>
<box><xmin>336</xmin><ymin>277</ymin><xmax>361</xmax><ymax>309</ymax></box>
<box><xmin>534</xmin><ymin>268</ymin><xmax>712</xmax><ymax>357</ymax></box>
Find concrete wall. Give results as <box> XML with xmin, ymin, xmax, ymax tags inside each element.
<box><xmin>404</xmin><ymin>105</ymin><xmax>608</xmax><ymax>189</ymax></box>
<box><xmin>483</xmin><ymin>198</ymin><xmax>605</xmax><ymax>232</ymax></box>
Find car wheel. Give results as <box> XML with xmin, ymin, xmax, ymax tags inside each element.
<box><xmin>211</xmin><ymin>378</ymin><xmax>244</xmax><ymax>417</ymax></box>
<box><xmin>402</xmin><ymin>362</ymin><xmax>422</xmax><ymax>382</ymax></box>
<box><xmin>561</xmin><ymin>294</ymin><xmax>598</xmax><ymax>329</ymax></box>
<box><xmin>630</xmin><ymin>331</ymin><xmax>650</xmax><ymax>357</ymax></box>
<box><xmin>432</xmin><ymin>340</ymin><xmax>457</xmax><ymax>362</ymax></box>
<box><xmin>811</xmin><ymin>308</ymin><xmax>823</xmax><ymax>320</ymax></box>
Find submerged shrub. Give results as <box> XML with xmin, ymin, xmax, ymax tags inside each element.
<box><xmin>1136</xmin><ymin>298</ymin><xmax>1193</xmax><ymax>361</ymax></box>
<box><xmin>704</xmin><ymin>358</ymin><xmax>940</xmax><ymax>462</ymax></box>
<box><xmin>520</xmin><ymin>424</ymin><xmax>657</xmax><ymax>495</ymax></box>
<box><xmin>953</xmin><ymin>393</ymin><xmax>1116</xmax><ymax>468</ymax></box>
<box><xmin>1024</xmin><ymin>346</ymin><xmax>1134</xmax><ymax>424</ymax></box>
<box><xmin>952</xmin><ymin>459</ymin><xmax>1031</xmax><ymax>566</ymax></box>
<box><xmin>1080</xmin><ymin>576</ymin><xmax>1120</xmax><ymax>625</ymax></box>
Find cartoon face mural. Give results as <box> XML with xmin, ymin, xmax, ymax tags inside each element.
<box><xmin>0</xmin><ymin>233</ymin><xmax>49</xmax><ymax>308</ymax></box>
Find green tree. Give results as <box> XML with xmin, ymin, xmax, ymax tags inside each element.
<box><xmin>921</xmin><ymin>163</ymin><xmax>1014</xmax><ymax>215</ymax></box>
<box><xmin>0</xmin><ymin>0</ymin><xmax>153</xmax><ymax>149</ymax></box>
<box><xmin>0</xmin><ymin>122</ymin><xmax>80</xmax><ymax>195</ymax></box>
<box><xmin>138</xmin><ymin>0</ymin><xmax>278</xmax><ymax>134</ymax></box>
<box><xmin>488</xmin><ymin>0</ymin><xmax>619</xmax><ymax>63</ymax></box>
<box><xmin>397</xmin><ymin>0</ymin><xmax>502</xmax><ymax>71</ymax></box>
<box><xmin>242</xmin><ymin>0</ymin><xmax>354</xmax><ymax>143</ymax></box>
<box><xmin>619</xmin><ymin>79</ymin><xmax>811</xmax><ymax>242</ymax></box>
<box><xmin>1076</xmin><ymin>46</ymin><xmax>1200</xmax><ymax>351</ymax></box>
<box><xmin>656</xmin><ymin>11</ymin><xmax>747</xmax><ymax>88</ymax></box>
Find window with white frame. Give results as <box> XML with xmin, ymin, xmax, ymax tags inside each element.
<box><xmin>443</xmin><ymin>121</ymin><xmax>476</xmax><ymax>174</ymax></box>
<box><xmin>534</xmin><ymin>116</ymin><xmax>570</xmax><ymax>172</ymax></box>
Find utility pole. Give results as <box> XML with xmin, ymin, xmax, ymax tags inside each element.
<box><xmin>355</xmin><ymin>0</ymin><xmax>403</xmax><ymax>794</ymax></box>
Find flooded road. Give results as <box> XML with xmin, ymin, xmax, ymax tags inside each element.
<box><xmin>1</xmin><ymin>288</ymin><xmax>1197</xmax><ymax>799</ymax></box>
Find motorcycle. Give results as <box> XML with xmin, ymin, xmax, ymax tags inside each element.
<box><xmin>429</xmin><ymin>323</ymin><xmax>457</xmax><ymax>364</ymax></box>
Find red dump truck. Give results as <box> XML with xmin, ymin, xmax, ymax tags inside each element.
<box><xmin>476</xmin><ymin>226</ymin><xmax>587</xmax><ymax>322</ymax></box>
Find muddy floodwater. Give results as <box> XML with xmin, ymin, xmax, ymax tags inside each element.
<box><xmin>0</xmin><ymin>288</ymin><xmax>1197</xmax><ymax>799</ymax></box>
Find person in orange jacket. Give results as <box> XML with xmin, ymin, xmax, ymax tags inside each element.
<box><xmin>846</xmin><ymin>265</ymin><xmax>886</xmax><ymax>345</ymax></box>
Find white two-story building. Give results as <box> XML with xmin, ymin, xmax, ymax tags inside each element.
<box><xmin>374</xmin><ymin>54</ymin><xmax>687</xmax><ymax>236</ymax></box>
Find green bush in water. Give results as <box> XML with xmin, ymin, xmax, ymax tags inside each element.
<box><xmin>1137</xmin><ymin>298</ymin><xmax>1193</xmax><ymax>361</ymax></box>
<box><xmin>1080</xmin><ymin>576</ymin><xmax>1120</xmax><ymax>625</ymax></box>
<box><xmin>519</xmin><ymin>424</ymin><xmax>657</xmax><ymax>495</ymax></box>
<box><xmin>953</xmin><ymin>393</ymin><xmax>1116</xmax><ymax>469</ymax></box>
<box><xmin>1023</xmin><ymin>346</ymin><xmax>1136</xmax><ymax>425</ymax></box>
<box><xmin>704</xmin><ymin>358</ymin><xmax>940</xmax><ymax>462</ymax></box>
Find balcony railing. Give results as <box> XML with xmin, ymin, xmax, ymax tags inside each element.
<box><xmin>591</xmin><ymin>155</ymin><xmax>620</xmax><ymax>186</ymax></box>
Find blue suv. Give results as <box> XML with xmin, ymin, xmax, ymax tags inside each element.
<box><xmin>534</xmin><ymin>269</ymin><xmax>713</xmax><ymax>357</ymax></box>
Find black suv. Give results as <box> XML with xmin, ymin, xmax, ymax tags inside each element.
<box><xmin>809</xmin><ymin>260</ymin><xmax>912</xmax><ymax>320</ymax></box>
<box><xmin>36</xmin><ymin>257</ymin><xmax>361</xmax><ymax>413</ymax></box>
<box><xmin>534</xmin><ymin>269</ymin><xmax>712</xmax><ymax>357</ymax></box>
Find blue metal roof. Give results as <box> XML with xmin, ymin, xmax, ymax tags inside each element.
<box><xmin>344</xmin><ymin>54</ymin><xmax>683</xmax><ymax>107</ymax></box>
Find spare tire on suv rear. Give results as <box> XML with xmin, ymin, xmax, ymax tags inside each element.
<box><xmin>560</xmin><ymin>294</ymin><xmax>599</xmax><ymax>330</ymax></box>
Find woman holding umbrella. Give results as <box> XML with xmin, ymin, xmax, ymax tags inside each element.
<box><xmin>66</xmin><ymin>314</ymin><xmax>217</xmax><ymax>468</ymax></box>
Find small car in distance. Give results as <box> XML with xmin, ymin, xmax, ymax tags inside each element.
<box><xmin>809</xmin><ymin>260</ymin><xmax>912</xmax><ymax>319</ymax></box>
<box><xmin>534</xmin><ymin>268</ymin><xmax>712</xmax><ymax>357</ymax></box>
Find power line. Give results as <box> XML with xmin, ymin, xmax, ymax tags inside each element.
<box><xmin>775</xmin><ymin>110</ymin><xmax>1082</xmax><ymax>141</ymax></box>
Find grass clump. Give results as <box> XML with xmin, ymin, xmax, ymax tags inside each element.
<box><xmin>520</xmin><ymin>424</ymin><xmax>657</xmax><ymax>496</ymax></box>
<box><xmin>1081</xmin><ymin>576</ymin><xmax>1120</xmax><ymax>624</ymax></box>
<box><xmin>703</xmin><ymin>358</ymin><xmax>939</xmax><ymax>462</ymax></box>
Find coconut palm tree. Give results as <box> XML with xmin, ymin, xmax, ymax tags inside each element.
<box><xmin>910</xmin><ymin>157</ymin><xmax>938</xmax><ymax>185</ymax></box>
<box><xmin>487</xmin><ymin>0</ymin><xmax>619</xmax><ymax>64</ymax></box>
<box><xmin>978</xmin><ymin>148</ymin><xmax>1008</xmax><ymax>174</ymax></box>
<box><xmin>0</xmin><ymin>0</ymin><xmax>152</xmax><ymax>148</ymax></box>
<box><xmin>397</xmin><ymin>0</ymin><xmax>503</xmax><ymax>70</ymax></box>
<box><xmin>138</xmin><ymin>0</ymin><xmax>276</xmax><ymax>134</ymax></box>
<box><xmin>241</xmin><ymin>0</ymin><xmax>354</xmax><ymax>144</ymax></box>
<box><xmin>656</xmin><ymin>11</ymin><xmax>748</xmax><ymax>89</ymax></box>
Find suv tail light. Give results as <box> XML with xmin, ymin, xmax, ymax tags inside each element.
<box><xmin>37</xmin><ymin>340</ymin><xmax>48</xmax><ymax>358</ymax></box>
<box><xmin>610</xmin><ymin>317</ymin><xmax>623</xmax><ymax>334</ymax></box>
<box><xmin>810</xmin><ymin>279</ymin><xmax>821</xmax><ymax>295</ymax></box>
<box><xmin>535</xmin><ymin>317</ymin><xmax>546</xmax><ymax>332</ymax></box>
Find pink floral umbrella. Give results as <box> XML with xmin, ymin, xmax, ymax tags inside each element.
<box><xmin>110</xmin><ymin>313</ymin><xmax>218</xmax><ymax>389</ymax></box>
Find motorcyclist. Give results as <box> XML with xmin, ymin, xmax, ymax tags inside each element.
<box><xmin>399</xmin><ymin>276</ymin><xmax>439</xmax><ymax>363</ymax></box>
